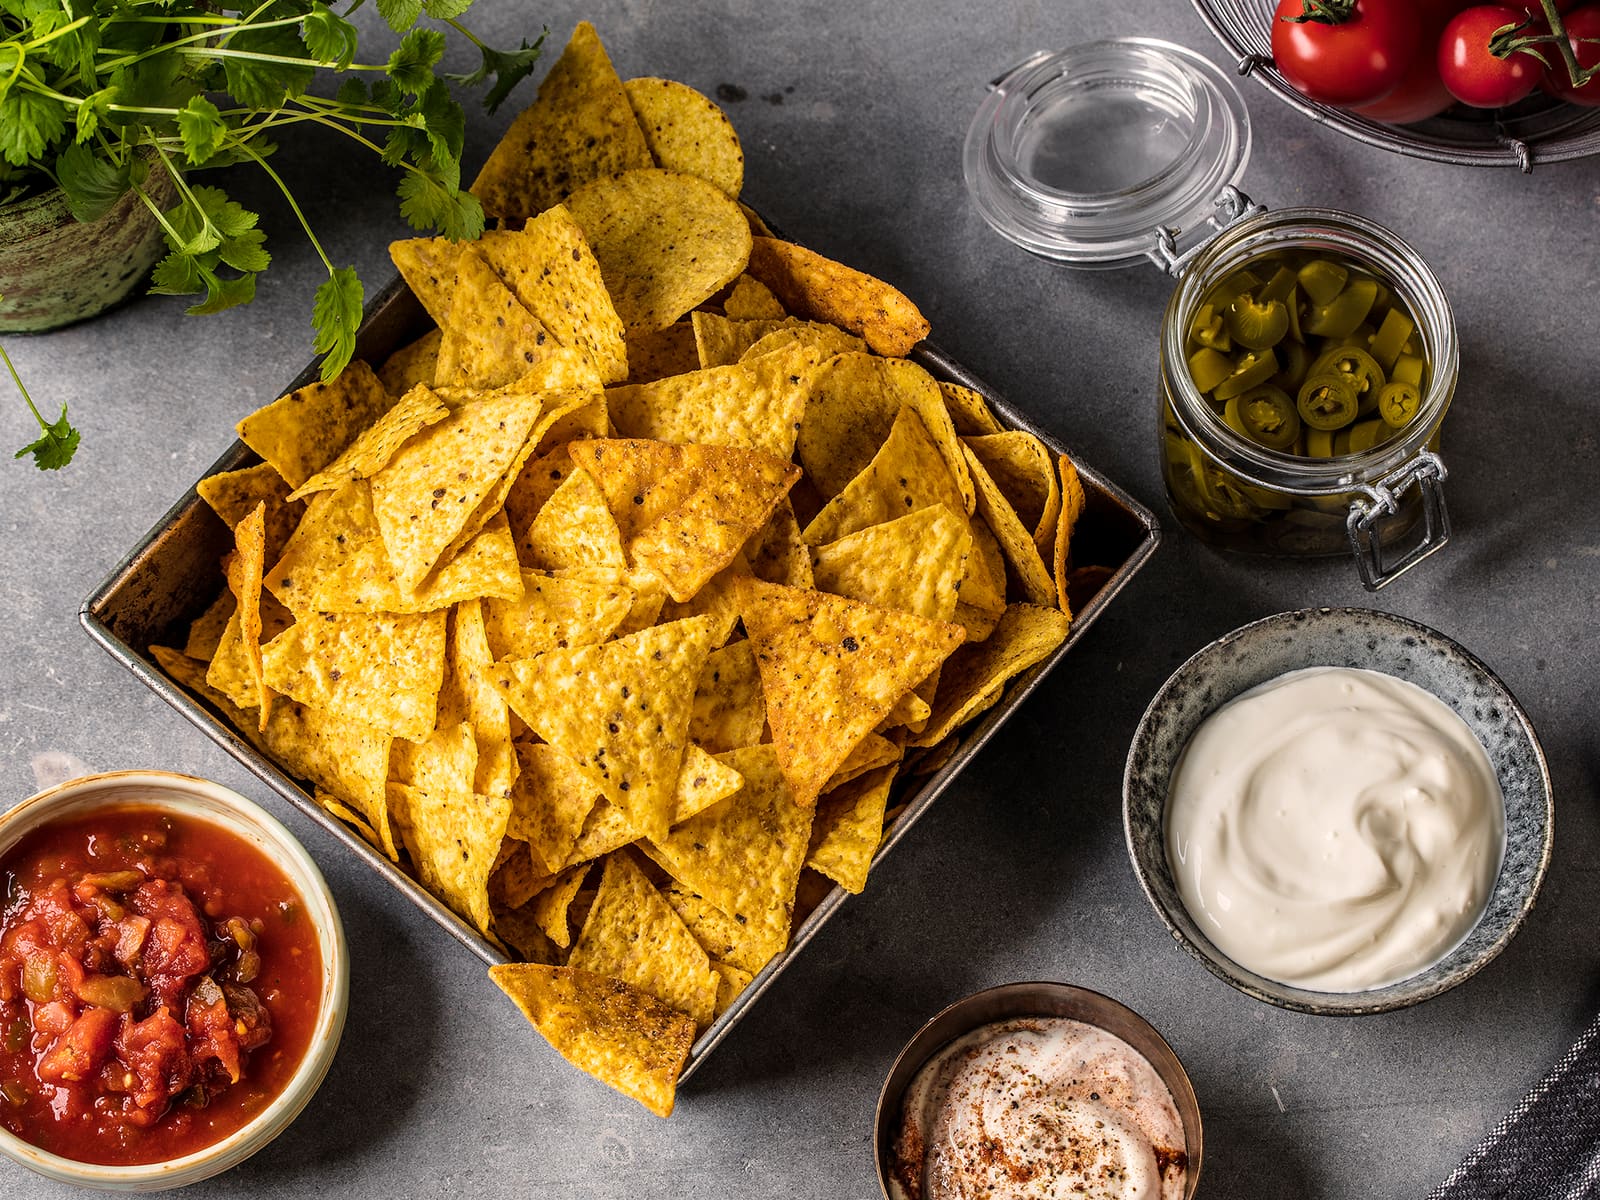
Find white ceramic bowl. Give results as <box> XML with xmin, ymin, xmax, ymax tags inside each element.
<box><xmin>0</xmin><ymin>771</ymin><xmax>348</xmax><ymax>1191</ymax></box>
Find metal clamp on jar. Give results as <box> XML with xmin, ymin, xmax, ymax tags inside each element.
<box><xmin>965</xmin><ymin>39</ymin><xmax>1457</xmax><ymax>590</ymax></box>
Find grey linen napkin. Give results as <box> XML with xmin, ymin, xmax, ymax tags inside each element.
<box><xmin>1426</xmin><ymin>1011</ymin><xmax>1600</xmax><ymax>1199</ymax></box>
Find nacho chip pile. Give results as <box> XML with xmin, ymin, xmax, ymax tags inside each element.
<box><xmin>150</xmin><ymin>21</ymin><xmax>1101</xmax><ymax>1119</ymax></box>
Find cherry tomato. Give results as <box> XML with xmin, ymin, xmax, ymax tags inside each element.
<box><xmin>1438</xmin><ymin>5</ymin><xmax>1545</xmax><ymax>106</ymax></box>
<box><xmin>1355</xmin><ymin>0</ymin><xmax>1472</xmax><ymax>121</ymax></box>
<box><xmin>1271</xmin><ymin>0</ymin><xmax>1422</xmax><ymax>107</ymax></box>
<box><xmin>1545</xmin><ymin>4</ymin><xmax>1600</xmax><ymax>104</ymax></box>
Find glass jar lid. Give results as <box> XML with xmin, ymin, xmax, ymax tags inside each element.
<box><xmin>964</xmin><ymin>38</ymin><xmax>1252</xmax><ymax>268</ymax></box>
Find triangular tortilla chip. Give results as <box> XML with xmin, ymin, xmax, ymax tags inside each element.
<box><xmin>797</xmin><ymin>353</ymin><xmax>971</xmax><ymax>510</ymax></box>
<box><xmin>624</xmin><ymin>322</ymin><xmax>699</xmax><ymax>384</ymax></box>
<box><xmin>488</xmin><ymin>615</ymin><xmax>719</xmax><ymax>842</ymax></box>
<box><xmin>477</xmin><ymin>205</ymin><xmax>629</xmax><ymax>385</ymax></box>
<box><xmin>568</xmin><ymin>439</ymin><xmax>800</xmax><ymax>603</ymax></box>
<box><xmin>623</xmin><ymin>76</ymin><xmax>744</xmax><ymax>198</ymax></box>
<box><xmin>492</xmin><ymin>899</ymin><xmax>561</xmax><ymax>963</ymax></box>
<box><xmin>723</xmin><ymin>275</ymin><xmax>786</xmax><ymax>320</ymax></box>
<box><xmin>604</xmin><ymin>343</ymin><xmax>816</xmax><ymax>460</ymax></box>
<box><xmin>734</xmin><ymin>578</ymin><xmax>964</xmax><ymax>807</ymax></box>
<box><xmin>197</xmin><ymin>462</ymin><xmax>304</xmax><ymax>567</ymax></box>
<box><xmin>689</xmin><ymin>639</ymin><xmax>766</xmax><ymax>754</ymax></box>
<box><xmin>565</xmin><ymin>168</ymin><xmax>752</xmax><ymax>335</ymax></box>
<box><xmin>914</xmin><ymin>604</ymin><xmax>1071</xmax><ymax>748</ymax></box>
<box><xmin>487</xmin><ymin>963</ymin><xmax>695</xmax><ymax>1118</ymax></box>
<box><xmin>689</xmin><ymin>311</ymin><xmax>785</xmax><ymax>368</ymax></box>
<box><xmin>569</xmin><ymin>850</ymin><xmax>718</xmax><ymax>1027</ymax></box>
<box><xmin>745</xmin><ymin>236</ymin><xmax>929</xmax><ymax>357</ymax></box>
<box><xmin>939</xmin><ymin>380</ymin><xmax>1005</xmax><ymax>437</ymax></box>
<box><xmin>560</xmin><ymin>744</ymin><xmax>744</xmax><ymax>869</ymax></box>
<box><xmin>224</xmin><ymin>502</ymin><xmax>271</xmax><ymax>727</ymax></box>
<box><xmin>391</xmin><ymin>782</ymin><xmax>510</xmax><ymax>934</ymax></box>
<box><xmin>452</xmin><ymin>600</ymin><xmax>517</xmax><ymax>799</ymax></box>
<box><xmin>802</xmin><ymin>406</ymin><xmax>968</xmax><ymax>547</ymax></box>
<box><xmin>369</xmin><ymin>388</ymin><xmax>545</xmax><ymax>592</ymax></box>
<box><xmin>262</xmin><ymin>609</ymin><xmax>446</xmax><ymax>743</ymax></box>
<box><xmin>964</xmin><ymin>431</ymin><xmax>1060</xmax><ymax>551</ymax></box>
<box><xmin>1054</xmin><ymin>453</ymin><xmax>1088</xmax><ymax>619</ymax></box>
<box><xmin>287</xmin><ymin>385</ymin><xmax>450</xmax><ymax>501</ymax></box>
<box><xmin>737</xmin><ymin>322</ymin><xmax>864</xmax><ymax>365</ymax></box>
<box><xmin>530</xmin><ymin>863</ymin><xmax>591</xmax><ymax>948</ymax></box>
<box><xmin>962</xmin><ymin>442</ymin><xmax>1055</xmax><ymax>606</ymax></box>
<box><xmin>747</xmin><ymin>498</ymin><xmax>814</xmax><ymax>590</ymax></box>
<box><xmin>660</xmin><ymin>883</ymin><xmax>777</xmax><ymax>977</ymax></box>
<box><xmin>489</xmin><ymin>839</ymin><xmax>548</xmax><ymax>912</ymax></box>
<box><xmin>390</xmin><ymin>720</ymin><xmax>477</xmax><ymax>800</ymax></box>
<box><xmin>483</xmin><ymin>570</ymin><xmax>636</xmax><ymax>662</ymax></box>
<box><xmin>430</xmin><ymin>249</ymin><xmax>556</xmax><ymax>390</ymax></box>
<box><xmin>642</xmin><ymin>745</ymin><xmax>812</xmax><ymax>963</ymax></box>
<box><xmin>184</xmin><ymin>589</ymin><xmax>234</xmax><ymax>661</ymax></box>
<box><xmin>806</xmin><ymin>764</ymin><xmax>896</xmax><ymax>894</ymax></box>
<box><xmin>261</xmin><ymin>701</ymin><xmax>395</xmax><ymax>860</ymax></box>
<box><xmin>378</xmin><ymin>328</ymin><xmax>442</xmax><ymax>395</ymax></box>
<box><xmin>517</xmin><ymin>465</ymin><xmax>627</xmax><ymax>572</ymax></box>
<box><xmin>236</xmin><ymin>360</ymin><xmax>393</xmax><ymax>490</ymax></box>
<box><xmin>266</xmin><ymin>483</ymin><xmax>523</xmax><ymax>614</ymax></box>
<box><xmin>470</xmin><ymin>22</ymin><xmax>653</xmax><ymax>222</ymax></box>
<box><xmin>823</xmin><ymin>731</ymin><xmax>901</xmax><ymax>793</ymax></box>
<box><xmin>811</xmin><ymin>504</ymin><xmax>971</xmax><ymax>623</ymax></box>
<box><xmin>508</xmin><ymin>742</ymin><xmax>604</xmax><ymax>876</ymax></box>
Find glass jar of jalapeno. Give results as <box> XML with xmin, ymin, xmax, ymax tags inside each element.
<box><xmin>1159</xmin><ymin>209</ymin><xmax>1456</xmax><ymax>588</ymax></box>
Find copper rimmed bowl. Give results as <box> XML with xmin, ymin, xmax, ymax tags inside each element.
<box><xmin>873</xmin><ymin>981</ymin><xmax>1202</xmax><ymax>1199</ymax></box>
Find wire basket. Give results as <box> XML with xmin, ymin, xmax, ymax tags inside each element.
<box><xmin>1191</xmin><ymin>0</ymin><xmax>1600</xmax><ymax>170</ymax></box>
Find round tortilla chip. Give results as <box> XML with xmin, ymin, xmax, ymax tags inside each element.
<box><xmin>624</xmin><ymin>77</ymin><xmax>744</xmax><ymax>198</ymax></box>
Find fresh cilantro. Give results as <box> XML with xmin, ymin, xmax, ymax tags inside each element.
<box><xmin>55</xmin><ymin>142</ymin><xmax>131</xmax><ymax>222</ymax></box>
<box><xmin>0</xmin><ymin>91</ymin><xmax>68</xmax><ymax>168</ymax></box>
<box><xmin>177</xmin><ymin>96</ymin><xmax>227</xmax><ymax>166</ymax></box>
<box><xmin>222</xmin><ymin>23</ymin><xmax>316</xmax><ymax>109</ymax></box>
<box><xmin>447</xmin><ymin>34</ymin><xmax>546</xmax><ymax>115</ymax></box>
<box><xmin>312</xmin><ymin>267</ymin><xmax>363</xmax><ymax>381</ymax></box>
<box><xmin>302</xmin><ymin>4</ymin><xmax>359</xmax><ymax>70</ymax></box>
<box><xmin>387</xmin><ymin>28</ymin><xmax>446</xmax><ymax>94</ymax></box>
<box><xmin>397</xmin><ymin>170</ymin><xmax>483</xmax><ymax>241</ymax></box>
<box><xmin>1</xmin><ymin>335</ymin><xmax>78</xmax><ymax>471</ymax></box>
<box><xmin>373</xmin><ymin>0</ymin><xmax>424</xmax><ymax>35</ymax></box>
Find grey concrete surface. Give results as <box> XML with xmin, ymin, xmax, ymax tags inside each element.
<box><xmin>1</xmin><ymin>1</ymin><xmax>1597</xmax><ymax>1196</ymax></box>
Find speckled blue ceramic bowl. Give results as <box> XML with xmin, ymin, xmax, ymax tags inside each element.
<box><xmin>1123</xmin><ymin>608</ymin><xmax>1552</xmax><ymax>1015</ymax></box>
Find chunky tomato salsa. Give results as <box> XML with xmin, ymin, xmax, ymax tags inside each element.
<box><xmin>0</xmin><ymin>805</ymin><xmax>322</xmax><ymax>1165</ymax></box>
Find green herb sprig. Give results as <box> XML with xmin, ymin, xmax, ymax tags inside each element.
<box><xmin>1</xmin><ymin>0</ymin><xmax>544</xmax><ymax>468</ymax></box>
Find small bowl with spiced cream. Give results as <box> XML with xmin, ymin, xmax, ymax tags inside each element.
<box><xmin>1124</xmin><ymin>607</ymin><xmax>1552</xmax><ymax>1015</ymax></box>
<box><xmin>874</xmin><ymin>982</ymin><xmax>1201</xmax><ymax>1200</ymax></box>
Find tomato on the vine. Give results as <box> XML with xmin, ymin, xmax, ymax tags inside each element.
<box><xmin>1353</xmin><ymin>0</ymin><xmax>1474</xmax><ymax>121</ymax></box>
<box><xmin>1271</xmin><ymin>0</ymin><xmax>1422</xmax><ymax>107</ymax></box>
<box><xmin>1438</xmin><ymin>5</ymin><xmax>1545</xmax><ymax>106</ymax></box>
<box><xmin>1545</xmin><ymin>4</ymin><xmax>1600</xmax><ymax>104</ymax></box>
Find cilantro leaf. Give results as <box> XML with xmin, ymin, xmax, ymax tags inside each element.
<box><xmin>177</xmin><ymin>96</ymin><xmax>228</xmax><ymax>166</ymax></box>
<box><xmin>312</xmin><ymin>266</ymin><xmax>363</xmax><ymax>380</ymax></box>
<box><xmin>373</xmin><ymin>0</ymin><xmax>423</xmax><ymax>34</ymax></box>
<box><xmin>56</xmin><ymin>142</ymin><xmax>131</xmax><ymax>222</ymax></box>
<box><xmin>0</xmin><ymin>91</ymin><xmax>69</xmax><ymax>168</ymax></box>
<box><xmin>422</xmin><ymin>0</ymin><xmax>474</xmax><ymax>18</ymax></box>
<box><xmin>387</xmin><ymin>28</ymin><xmax>445</xmax><ymax>94</ymax></box>
<box><xmin>14</xmin><ymin>403</ymin><xmax>79</xmax><ymax>470</ymax></box>
<box><xmin>397</xmin><ymin>171</ymin><xmax>483</xmax><ymax>241</ymax></box>
<box><xmin>150</xmin><ymin>249</ymin><xmax>206</xmax><ymax>296</ymax></box>
<box><xmin>186</xmin><ymin>266</ymin><xmax>256</xmax><ymax>315</ymax></box>
<box><xmin>218</xmin><ymin>225</ymin><xmax>270</xmax><ymax>274</ymax></box>
<box><xmin>222</xmin><ymin>24</ymin><xmax>316</xmax><ymax>109</ymax></box>
<box><xmin>73</xmin><ymin>88</ymin><xmax>114</xmax><ymax>144</ymax></box>
<box><xmin>303</xmin><ymin>4</ymin><xmax>359</xmax><ymax>70</ymax></box>
<box><xmin>446</xmin><ymin>34</ymin><xmax>546</xmax><ymax>115</ymax></box>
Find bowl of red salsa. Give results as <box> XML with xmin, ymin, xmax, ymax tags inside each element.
<box><xmin>0</xmin><ymin>771</ymin><xmax>347</xmax><ymax>1190</ymax></box>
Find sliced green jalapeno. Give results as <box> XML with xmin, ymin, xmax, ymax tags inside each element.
<box><xmin>1304</xmin><ymin>277</ymin><xmax>1378</xmax><ymax>339</ymax></box>
<box><xmin>1213</xmin><ymin>350</ymin><xmax>1278</xmax><ymax>401</ymax></box>
<box><xmin>1225</xmin><ymin>293</ymin><xmax>1290</xmax><ymax>350</ymax></box>
<box><xmin>1297</xmin><ymin>373</ymin><xmax>1360</xmax><ymax>431</ymax></box>
<box><xmin>1378</xmin><ymin>380</ymin><xmax>1421</xmax><ymax>428</ymax></box>
<box><xmin>1225</xmin><ymin>386</ymin><xmax>1301</xmax><ymax>452</ymax></box>
<box><xmin>1309</xmin><ymin>346</ymin><xmax>1386</xmax><ymax>415</ymax></box>
<box><xmin>1369</xmin><ymin>308</ymin><xmax>1414</xmax><ymax>370</ymax></box>
<box><xmin>1297</xmin><ymin>259</ymin><xmax>1348</xmax><ymax>306</ymax></box>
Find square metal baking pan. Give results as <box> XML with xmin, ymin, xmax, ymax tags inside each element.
<box><xmin>80</xmin><ymin>274</ymin><xmax>1160</xmax><ymax>1081</ymax></box>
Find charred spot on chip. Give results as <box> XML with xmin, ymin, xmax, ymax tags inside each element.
<box><xmin>841</xmin><ymin>636</ymin><xmax>859</xmax><ymax>652</ymax></box>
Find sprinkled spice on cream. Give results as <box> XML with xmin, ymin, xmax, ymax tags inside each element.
<box><xmin>889</xmin><ymin>1017</ymin><xmax>1187</xmax><ymax>1200</ymax></box>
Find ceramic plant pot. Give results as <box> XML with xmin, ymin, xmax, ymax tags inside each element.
<box><xmin>0</xmin><ymin>164</ymin><xmax>176</xmax><ymax>333</ymax></box>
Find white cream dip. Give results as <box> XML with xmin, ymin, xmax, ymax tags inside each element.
<box><xmin>889</xmin><ymin>1017</ymin><xmax>1187</xmax><ymax>1200</ymax></box>
<box><xmin>1165</xmin><ymin>665</ymin><xmax>1503</xmax><ymax>992</ymax></box>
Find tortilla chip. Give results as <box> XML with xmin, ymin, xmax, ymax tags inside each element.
<box><xmin>390</xmin><ymin>781</ymin><xmax>511</xmax><ymax>933</ymax></box>
<box><xmin>1054</xmin><ymin>453</ymin><xmax>1088</xmax><ymax>617</ymax></box>
<box><xmin>197</xmin><ymin>462</ymin><xmax>305</xmax><ymax>567</ymax></box>
<box><xmin>562</xmin><ymin>744</ymin><xmax>742</xmax><ymax>869</ymax></box>
<box><xmin>708</xmin><ymin>959</ymin><xmax>752</xmax><ymax>1017</ymax></box>
<box><xmin>488</xmin><ymin>963</ymin><xmax>695</xmax><ymax>1118</ymax></box>
<box><xmin>642</xmin><ymin>745</ymin><xmax>812</xmax><ymax>963</ymax></box>
<box><xmin>689</xmin><ymin>639</ymin><xmax>766</xmax><ymax>754</ymax></box>
<box><xmin>286</xmin><ymin>385</ymin><xmax>450</xmax><ymax>502</ymax></box>
<box><xmin>392</xmin><ymin>719</ymin><xmax>477</xmax><ymax>803</ymax></box>
<box><xmin>607</xmin><ymin>343</ymin><xmax>815</xmax><ymax>462</ymax></box>
<box><xmin>553</xmin><ymin>564</ymin><xmax>669</xmax><ymax>635</ymax></box>
<box><xmin>747</xmin><ymin>498</ymin><xmax>814</xmax><ymax>590</ymax></box>
<box><xmin>962</xmin><ymin>443</ymin><xmax>1055</xmax><ymax>606</ymax></box>
<box><xmin>569</xmin><ymin>850</ymin><xmax>718</xmax><ymax>1026</ymax></box>
<box><xmin>690</xmin><ymin>312</ymin><xmax>785</xmax><ymax>368</ymax></box>
<box><xmin>565</xmin><ymin>168</ymin><xmax>752</xmax><ymax>336</ymax></box>
<box><xmin>823</xmin><ymin>731</ymin><xmax>901</xmax><ymax>792</ymax></box>
<box><xmin>569</xmin><ymin>439</ymin><xmax>800</xmax><ymax>602</ymax></box>
<box><xmin>802</xmin><ymin>406</ymin><xmax>967</xmax><ymax>547</ymax></box>
<box><xmin>797</xmin><ymin>353</ymin><xmax>970</xmax><ymax>511</ymax></box>
<box><xmin>477</xmin><ymin>205</ymin><xmax>629</xmax><ymax>385</ymax></box>
<box><xmin>236</xmin><ymin>361</ymin><xmax>394</xmax><ymax>491</ymax></box>
<box><xmin>807</xmin><ymin>763</ymin><xmax>896</xmax><ymax>894</ymax></box>
<box><xmin>490</xmin><ymin>840</ymin><xmax>549</xmax><ymax>911</ymax></box>
<box><xmin>939</xmin><ymin>381</ymin><xmax>1005</xmax><ymax>437</ymax></box>
<box><xmin>452</xmin><ymin>600</ymin><xmax>518</xmax><ymax>799</ymax></box>
<box><xmin>379</xmin><ymin>328</ymin><xmax>442</xmax><ymax>395</ymax></box>
<box><xmin>489</xmin><ymin>615</ymin><xmax>719</xmax><ymax>842</ymax></box>
<box><xmin>493</xmin><ymin>898</ymin><xmax>562</xmax><ymax>963</ymax></box>
<box><xmin>483</xmin><ymin>570</ymin><xmax>634</xmax><ymax>662</ymax></box>
<box><xmin>263</xmin><ymin>701</ymin><xmax>395</xmax><ymax>859</ymax></box>
<box><xmin>517</xmin><ymin>465</ymin><xmax>627</xmax><ymax>572</ymax></box>
<box><xmin>369</xmin><ymin>388</ymin><xmax>545</xmax><ymax>592</ymax></box>
<box><xmin>661</xmin><ymin>884</ymin><xmax>776</xmax><ymax>976</ymax></box>
<box><xmin>530</xmin><ymin>863</ymin><xmax>591</xmax><ymax>948</ymax></box>
<box><xmin>878</xmin><ymin>690</ymin><xmax>932</xmax><ymax>733</ymax></box>
<box><xmin>624</xmin><ymin>322</ymin><xmax>699</xmax><ymax>384</ymax></box>
<box><xmin>623</xmin><ymin>76</ymin><xmax>744</xmax><ymax>199</ymax></box>
<box><xmin>184</xmin><ymin>589</ymin><xmax>235</xmax><ymax>661</ymax></box>
<box><xmin>723</xmin><ymin>275</ymin><xmax>785</xmax><ymax>321</ymax></box>
<box><xmin>738</xmin><ymin>322</ymin><xmax>865</xmax><ymax>365</ymax></box>
<box><xmin>952</xmin><ymin>600</ymin><xmax>1003</xmax><ymax>644</ymax></box>
<box><xmin>509</xmin><ymin>742</ymin><xmax>604</xmax><ymax>876</ymax></box>
<box><xmin>206</xmin><ymin>593</ymin><xmax>293</xmax><ymax>712</ymax></box>
<box><xmin>267</xmin><ymin>483</ymin><xmax>523</xmax><ymax>615</ymax></box>
<box><xmin>811</xmin><ymin>504</ymin><xmax>971</xmax><ymax>623</ymax></box>
<box><xmin>314</xmin><ymin>788</ymin><xmax>385</xmax><ymax>854</ymax></box>
<box><xmin>222</xmin><ymin>502</ymin><xmax>271</xmax><ymax>726</ymax></box>
<box><xmin>745</xmin><ymin>237</ymin><xmax>929</xmax><ymax>357</ymax></box>
<box><xmin>965</xmin><ymin>431</ymin><xmax>1060</xmax><ymax>551</ymax></box>
<box><xmin>262</xmin><ymin>609</ymin><xmax>446</xmax><ymax>742</ymax></box>
<box><xmin>914</xmin><ymin>604</ymin><xmax>1071</xmax><ymax>747</ymax></box>
<box><xmin>470</xmin><ymin>22</ymin><xmax>653</xmax><ymax>222</ymax></box>
<box><xmin>735</xmin><ymin>578</ymin><xmax>964</xmax><ymax>807</ymax></box>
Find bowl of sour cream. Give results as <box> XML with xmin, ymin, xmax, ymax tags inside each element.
<box><xmin>874</xmin><ymin>982</ymin><xmax>1202</xmax><ymax>1200</ymax></box>
<box><xmin>1124</xmin><ymin>608</ymin><xmax>1552</xmax><ymax>1014</ymax></box>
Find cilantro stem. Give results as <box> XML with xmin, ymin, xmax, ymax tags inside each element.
<box><xmin>0</xmin><ymin>342</ymin><xmax>46</xmax><ymax>434</ymax></box>
<box><xmin>445</xmin><ymin>18</ymin><xmax>487</xmax><ymax>51</ymax></box>
<box><xmin>172</xmin><ymin>45</ymin><xmax>387</xmax><ymax>71</ymax></box>
<box><xmin>21</xmin><ymin>14</ymin><xmax>93</xmax><ymax>52</ymax></box>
